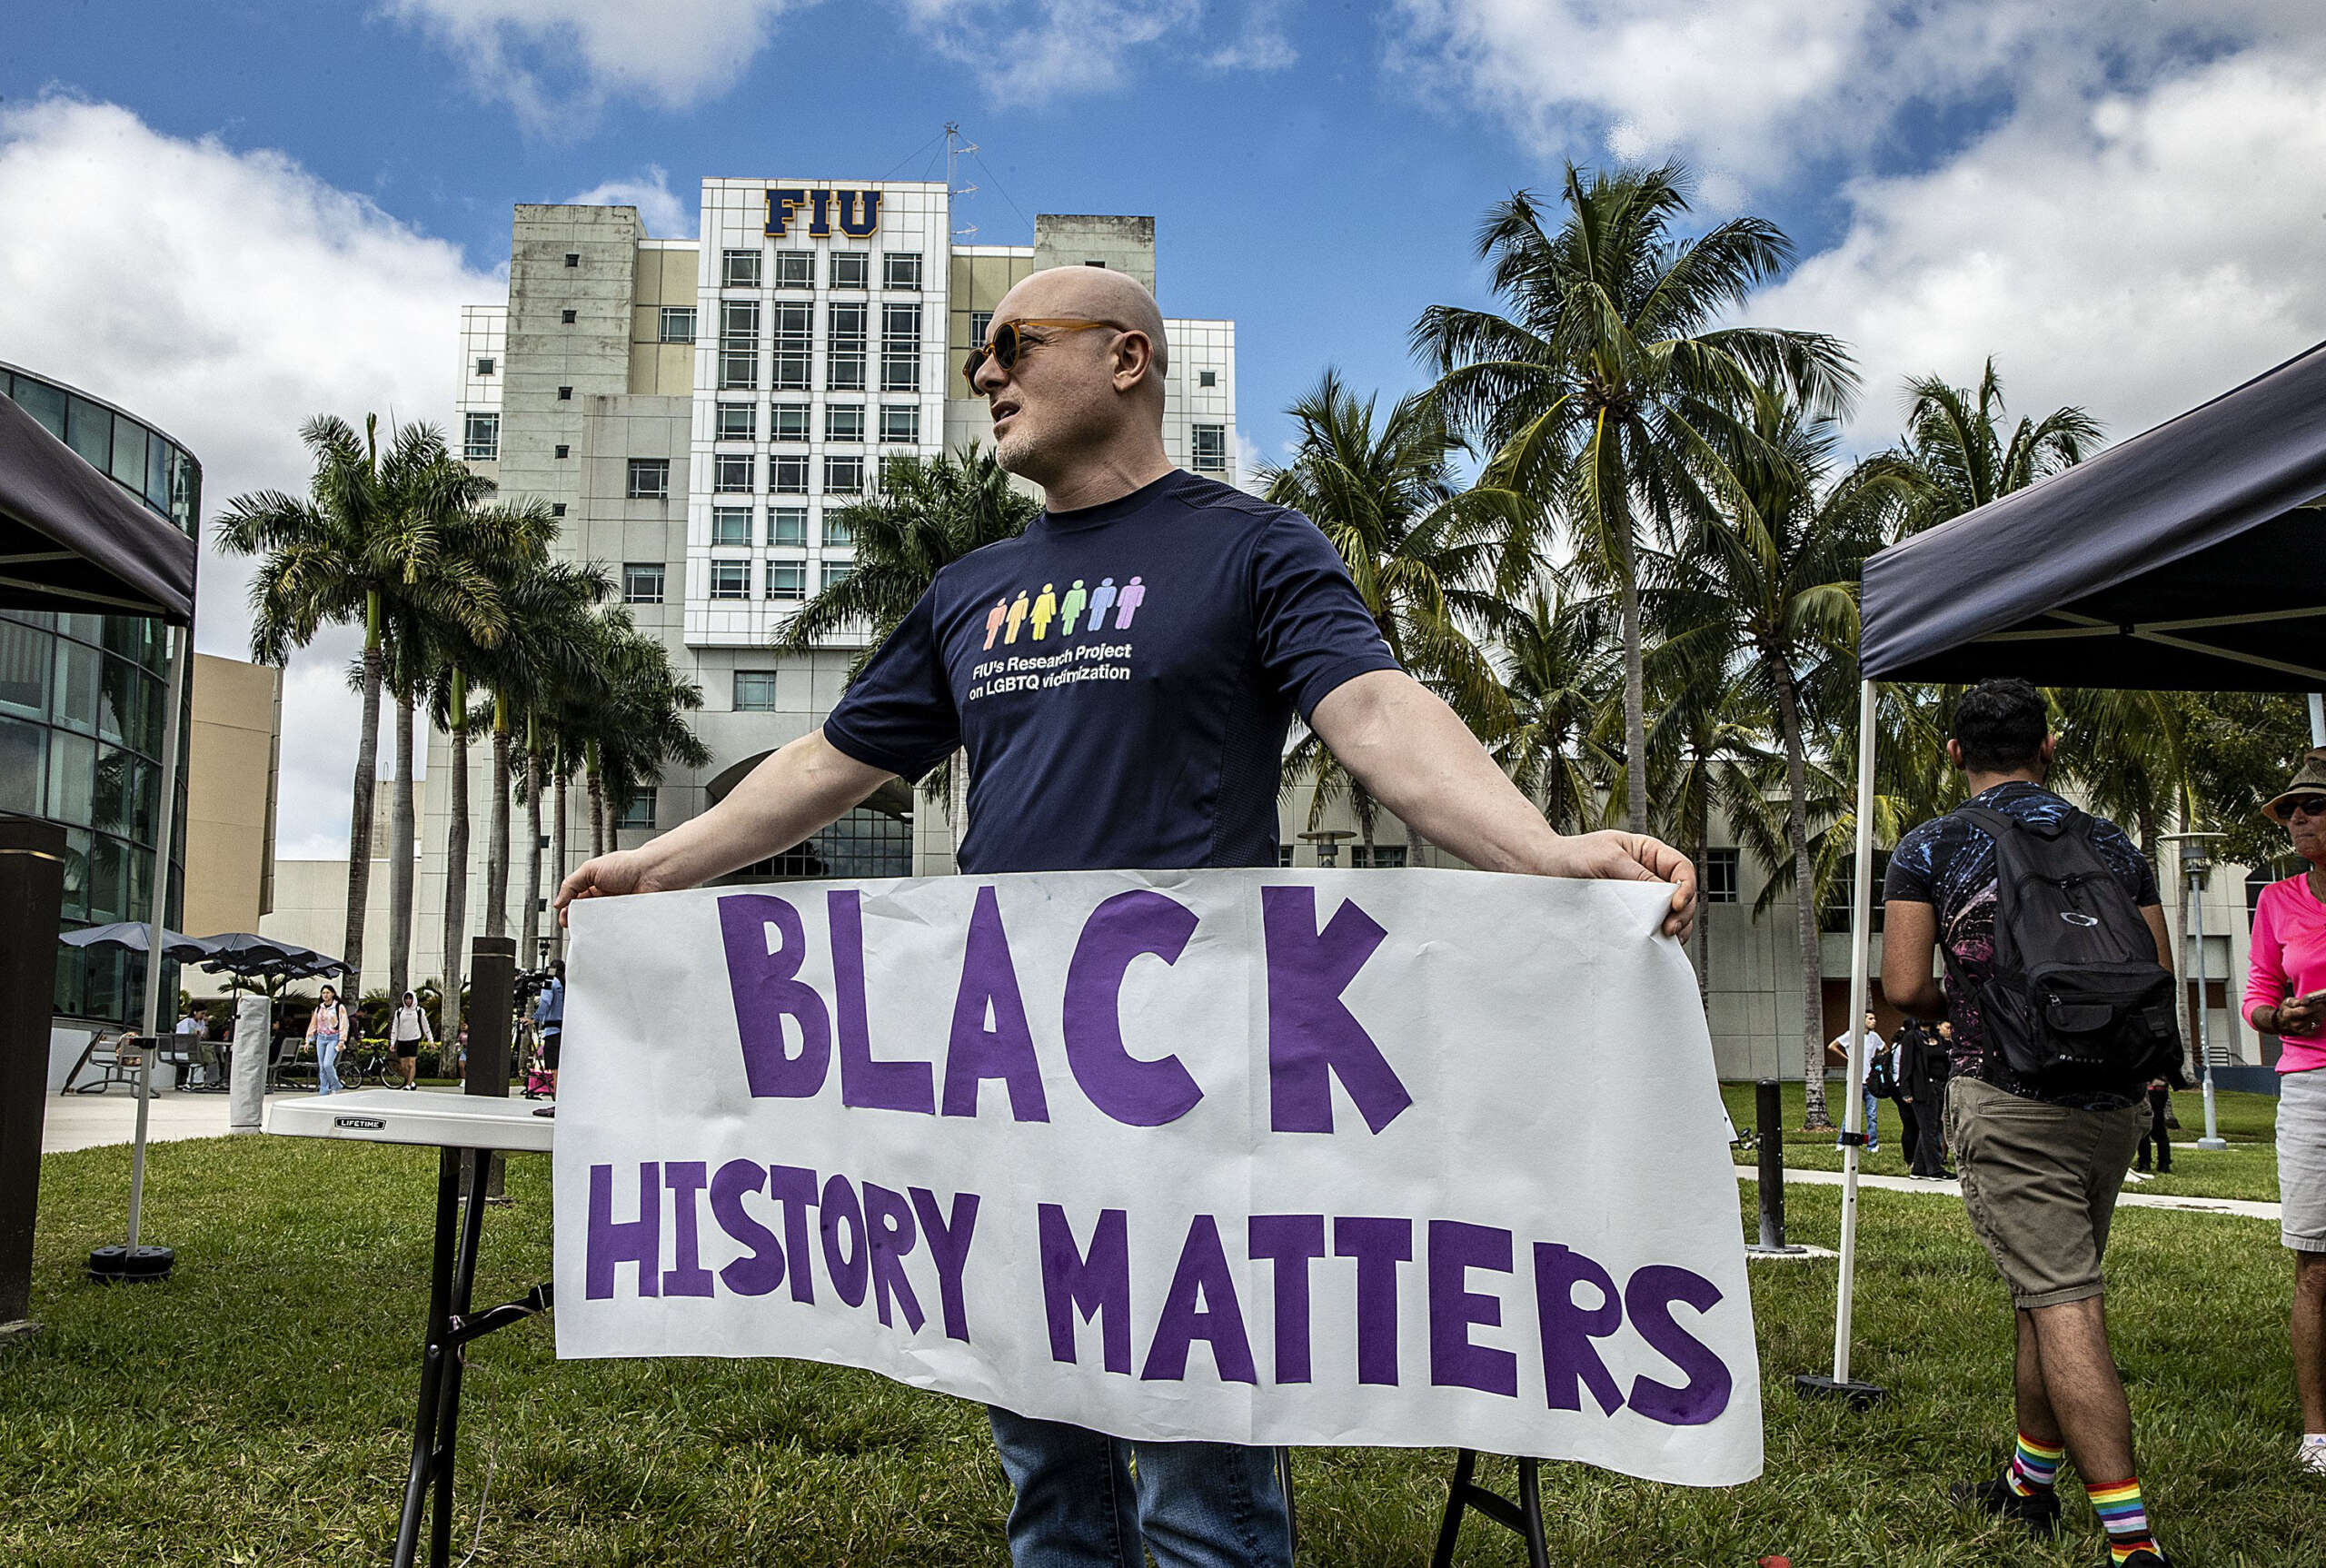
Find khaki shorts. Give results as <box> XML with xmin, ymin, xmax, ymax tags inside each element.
<box><xmin>1945</xmin><ymin>1076</ymin><xmax>2142</xmax><ymax>1309</ymax></box>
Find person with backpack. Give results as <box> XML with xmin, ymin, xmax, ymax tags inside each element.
<box><xmin>1882</xmin><ymin>679</ymin><xmax>2178</xmax><ymax>1568</ymax></box>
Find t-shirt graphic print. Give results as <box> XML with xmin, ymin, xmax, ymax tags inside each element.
<box><xmin>823</xmin><ymin>469</ymin><xmax>1398</xmax><ymax>876</ymax></box>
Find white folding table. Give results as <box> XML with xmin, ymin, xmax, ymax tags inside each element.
<box><xmin>267</xmin><ymin>1089</ymin><xmax>553</xmax><ymax>1568</ymax></box>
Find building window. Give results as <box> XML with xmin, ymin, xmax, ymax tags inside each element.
<box><xmin>772</xmin><ymin>403</ymin><xmax>810</xmax><ymax>441</ymax></box>
<box><xmin>883</xmin><ymin>253</ymin><xmax>922</xmax><ymax>290</ymax></box>
<box><xmin>557</xmin><ymin>386</ymin><xmax>573</xmax><ymax>401</ymax></box>
<box><xmin>1705</xmin><ymin>848</ymin><xmax>1741</xmax><ymax>905</ymax></box>
<box><xmin>660</xmin><ymin>306</ymin><xmax>697</xmax><ymax>343</ymax></box>
<box><xmin>1276</xmin><ymin>845</ymin><xmax>1296</xmax><ymax>868</ymax></box>
<box><xmin>714</xmin><ymin>453</ymin><xmax>756</xmax><ymax>494</ymax></box>
<box><xmin>766</xmin><ymin>561</ymin><xmax>807</xmax><ymax>600</ymax></box>
<box><xmin>772</xmin><ymin>302</ymin><xmax>812</xmax><ymax>391</ymax></box>
<box><xmin>563</xmin><ymin>253</ymin><xmax>580</xmax><ymax>267</ymax></box>
<box><xmin>554</xmin><ymin>444</ymin><xmax>571</xmax><ymax>459</ymax></box>
<box><xmin>474</xmin><ymin>356</ymin><xmax>496</xmax><ymax>376</ymax></box>
<box><xmin>616</xmin><ymin>793</ymin><xmax>655</xmax><ymax>830</ymax></box>
<box><xmin>561</xmin><ymin>309</ymin><xmax>577</xmax><ymax>324</ymax></box>
<box><xmin>828</xmin><ymin>302</ymin><xmax>868</xmax><ymax>392</ymax></box>
<box><xmin>743</xmin><ymin>805</ymin><xmax>912</xmax><ymax>881</ymax></box>
<box><xmin>733</xmin><ymin>671</ymin><xmax>780</xmax><ymax>711</ymax></box>
<box><xmin>822</xmin><ymin>513</ymin><xmax>855</xmax><ymax>548</ymax></box>
<box><xmin>551</xmin><ymin>503</ymin><xmax>566</xmax><ymax>517</ymax></box>
<box><xmin>969</xmin><ymin>311</ymin><xmax>991</xmax><ymax>348</ymax></box>
<box><xmin>621</xmin><ymin>562</ymin><xmax>665</xmax><ymax>603</ymax></box>
<box><xmin>462</xmin><ymin>412</ymin><xmax>500</xmax><ymax>461</ymax></box>
<box><xmin>722</xmin><ymin>248</ymin><xmax>761</xmax><ymax>289</ymax></box>
<box><xmin>1198</xmin><ymin>370</ymin><xmax>1217</xmax><ymax>388</ymax></box>
<box><xmin>821</xmin><ymin>561</ymin><xmax>853</xmax><ymax>590</ymax></box>
<box><xmin>719</xmin><ymin>299</ymin><xmax>760</xmax><ymax>391</ymax></box>
<box><xmin>879</xmin><ymin>404</ymin><xmax>919</xmax><ymax>443</ymax></box>
<box><xmin>880</xmin><ymin>303</ymin><xmax>921</xmax><ymax>392</ymax></box>
<box><xmin>825</xmin><ymin>403</ymin><xmax>865</xmax><ymax>442</ymax></box>
<box><xmin>768</xmin><ymin>506</ymin><xmax>808</xmax><ymax>548</ymax></box>
<box><xmin>709</xmin><ymin>561</ymin><xmax>752</xmax><ymax>600</ymax></box>
<box><xmin>715</xmin><ymin>402</ymin><xmax>756</xmax><ymax>442</ymax></box>
<box><xmin>823</xmin><ymin>454</ymin><xmax>864</xmax><ymax>495</ymax></box>
<box><xmin>626</xmin><ymin>459</ymin><xmax>670</xmax><ymax>499</ymax></box>
<box><xmin>772</xmin><ymin>251</ymin><xmax>813</xmax><ymax>289</ymax></box>
<box><xmin>1348</xmin><ymin>845</ymin><xmax>1407</xmax><ymax>868</ymax></box>
<box><xmin>771</xmin><ymin>455</ymin><xmax>809</xmax><ymax>494</ymax></box>
<box><xmin>831</xmin><ymin>251</ymin><xmax>869</xmax><ymax>289</ymax></box>
<box><xmin>710</xmin><ymin>506</ymin><xmax>753</xmax><ymax>547</ymax></box>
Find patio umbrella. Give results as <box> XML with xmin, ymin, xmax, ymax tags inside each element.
<box><xmin>58</xmin><ymin>924</ymin><xmax>214</xmax><ymax>964</ymax></box>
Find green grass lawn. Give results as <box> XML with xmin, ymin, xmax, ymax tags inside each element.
<box><xmin>1720</xmin><ymin>1083</ymin><xmax>2284</xmax><ymax>1205</ymax></box>
<box><xmin>5</xmin><ymin>1134</ymin><xmax>2317</xmax><ymax>1566</ymax></box>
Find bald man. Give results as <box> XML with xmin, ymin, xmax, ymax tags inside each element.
<box><xmin>559</xmin><ymin>264</ymin><xmax>1696</xmax><ymax>1568</ymax></box>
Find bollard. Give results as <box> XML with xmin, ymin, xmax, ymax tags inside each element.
<box><xmin>1746</xmin><ymin>1078</ymin><xmax>1804</xmax><ymax>1257</ymax></box>
<box><xmin>0</xmin><ymin>819</ymin><xmax>68</xmax><ymax>1334</ymax></box>
<box><xmin>469</xmin><ymin>937</ymin><xmax>515</xmax><ymax>1201</ymax></box>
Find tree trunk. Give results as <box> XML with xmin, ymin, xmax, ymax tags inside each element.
<box><xmin>1615</xmin><ymin>511</ymin><xmax>1648</xmax><ymax>836</ymax></box>
<box><xmin>344</xmin><ymin>594</ymin><xmax>383</xmax><ymax>992</ymax></box>
<box><xmin>522</xmin><ymin>716</ymin><xmax>543</xmax><ymax>968</ymax></box>
<box><xmin>552</xmin><ymin>766</ymin><xmax>570</xmax><ymax>961</ymax></box>
<box><xmin>1773</xmin><ymin>655</ymin><xmax>1830</xmax><ymax>1127</ymax></box>
<box><xmin>486</xmin><ymin>695</ymin><xmax>511</xmax><ymax>939</ymax></box>
<box><xmin>388</xmin><ymin>685</ymin><xmax>416</xmax><ymax>1004</ymax></box>
<box><xmin>440</xmin><ymin>672</ymin><xmax>470</xmax><ymax>1050</ymax></box>
<box><xmin>586</xmin><ymin>746</ymin><xmax>605</xmax><ymax>860</ymax></box>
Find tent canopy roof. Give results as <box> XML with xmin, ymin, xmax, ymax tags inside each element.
<box><xmin>1859</xmin><ymin>341</ymin><xmax>2326</xmax><ymax>691</ymax></box>
<box><xmin>0</xmin><ymin>392</ymin><xmax>196</xmax><ymax>621</ymax></box>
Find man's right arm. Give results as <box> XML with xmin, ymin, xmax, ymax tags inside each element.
<box><xmin>555</xmin><ymin>729</ymin><xmax>895</xmax><ymax>919</ymax></box>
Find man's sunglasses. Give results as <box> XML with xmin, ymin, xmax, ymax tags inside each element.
<box><xmin>962</xmin><ymin>319</ymin><xmax>1131</xmax><ymax>386</ymax></box>
<box><xmin>2287</xmin><ymin>795</ymin><xmax>2326</xmax><ymax>819</ymax></box>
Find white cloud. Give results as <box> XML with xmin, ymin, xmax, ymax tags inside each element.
<box><xmin>567</xmin><ymin>164</ymin><xmax>692</xmax><ymax>239</ymax></box>
<box><xmin>0</xmin><ymin>97</ymin><xmax>502</xmax><ymax>860</ymax></box>
<box><xmin>1745</xmin><ymin>47</ymin><xmax>2326</xmax><ymax>452</ymax></box>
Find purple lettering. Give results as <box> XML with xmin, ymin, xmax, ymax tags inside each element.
<box><xmin>585</xmin><ymin>1162</ymin><xmax>659</xmax><ymax>1301</ymax></box>
<box><xmin>1623</xmin><ymin>1265</ymin><xmax>1732</xmax><ymax>1425</ymax></box>
<box><xmin>769</xmin><ymin>1165</ymin><xmax>819</xmax><ymax>1305</ymax></box>
<box><xmin>910</xmin><ymin>1186</ymin><xmax>981</xmax><ymax>1342</ymax></box>
<box><xmin>862</xmin><ymin>1182</ymin><xmax>927</xmax><ymax>1332</ymax></box>
<box><xmin>1333</xmin><ymin>1216</ymin><xmax>1412</xmax><ymax>1385</ymax></box>
<box><xmin>1039</xmin><ymin>1204</ymin><xmax>1132</xmax><ymax>1374</ymax></box>
<box><xmin>1260</xmin><ymin>887</ymin><xmax>1411</xmax><ymax>1134</ymax></box>
<box><xmin>1533</xmin><ymin>1242</ymin><xmax>1625</xmax><ymax>1415</ymax></box>
<box><xmin>662</xmin><ymin>1161</ymin><xmax>713</xmax><ymax>1298</ymax></box>
<box><xmin>1142</xmin><ymin>1216</ymin><xmax>1257</xmax><ymax>1384</ymax></box>
<box><xmin>716</xmin><ymin>896</ymin><xmax>830</xmax><ymax>1098</ymax></box>
<box><xmin>1060</xmin><ymin>890</ymin><xmax>1204</xmax><ymax>1126</ymax></box>
<box><xmin>820</xmin><ymin>1173</ymin><xmax>869</xmax><ymax>1307</ymax></box>
<box><xmin>1247</xmin><ymin>1215</ymin><xmax>1326</xmax><ymax>1384</ymax></box>
<box><xmin>941</xmin><ymin>887</ymin><xmax>1050</xmax><ymax>1122</ymax></box>
<box><xmin>710</xmin><ymin>1159</ymin><xmax>785</xmax><ymax>1297</ymax></box>
<box><xmin>830</xmin><ymin>889</ymin><xmax>934</xmax><ymax>1113</ymax></box>
<box><xmin>1426</xmin><ymin>1220</ymin><xmax>1516</xmax><ymax>1396</ymax></box>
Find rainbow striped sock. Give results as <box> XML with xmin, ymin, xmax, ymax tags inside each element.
<box><xmin>2005</xmin><ymin>1432</ymin><xmax>2064</xmax><ymax>1497</ymax></box>
<box><xmin>2087</xmin><ymin>1477</ymin><xmax>2159</xmax><ymax>1563</ymax></box>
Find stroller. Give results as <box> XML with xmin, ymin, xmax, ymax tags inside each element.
<box><xmin>517</xmin><ymin>1017</ymin><xmax>555</xmax><ymax>1099</ymax></box>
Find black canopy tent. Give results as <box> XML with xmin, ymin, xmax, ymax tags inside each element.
<box><xmin>1812</xmin><ymin>341</ymin><xmax>2326</xmax><ymax>1398</ymax></box>
<box><xmin>0</xmin><ymin>385</ymin><xmax>201</xmax><ymax>1311</ymax></box>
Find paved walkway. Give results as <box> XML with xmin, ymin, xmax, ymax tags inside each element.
<box><xmin>44</xmin><ymin>1085</ymin><xmax>303</xmax><ymax>1155</ymax></box>
<box><xmin>1737</xmin><ymin>1163</ymin><xmax>2281</xmax><ymax>1222</ymax></box>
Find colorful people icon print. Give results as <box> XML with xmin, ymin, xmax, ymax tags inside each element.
<box><xmin>985</xmin><ymin>574</ymin><xmax>1148</xmax><ymax>646</ymax></box>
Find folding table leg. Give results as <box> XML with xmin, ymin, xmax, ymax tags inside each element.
<box><xmin>429</xmin><ymin>1148</ymin><xmax>493</xmax><ymax>1566</ymax></box>
<box><xmin>393</xmin><ymin>1149</ymin><xmax>462</xmax><ymax>1568</ymax></box>
<box><xmin>1430</xmin><ymin>1449</ymin><xmax>1550</xmax><ymax>1568</ymax></box>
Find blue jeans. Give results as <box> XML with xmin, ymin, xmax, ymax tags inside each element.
<box><xmin>1837</xmin><ymin>1087</ymin><xmax>1878</xmax><ymax>1150</ymax></box>
<box><xmin>987</xmin><ymin>1407</ymin><xmax>1291</xmax><ymax>1568</ymax></box>
<box><xmin>315</xmin><ymin>1035</ymin><xmax>342</xmax><ymax>1095</ymax></box>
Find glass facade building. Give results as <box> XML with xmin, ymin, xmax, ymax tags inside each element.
<box><xmin>0</xmin><ymin>363</ymin><xmax>199</xmax><ymax>1020</ymax></box>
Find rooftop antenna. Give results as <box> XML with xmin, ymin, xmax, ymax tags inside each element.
<box><xmin>945</xmin><ymin>122</ymin><xmax>979</xmax><ymax>243</ymax></box>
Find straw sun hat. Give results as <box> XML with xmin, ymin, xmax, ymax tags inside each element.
<box><xmin>2262</xmin><ymin>747</ymin><xmax>2326</xmax><ymax>825</ymax></box>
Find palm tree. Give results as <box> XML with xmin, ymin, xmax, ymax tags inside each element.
<box><xmin>217</xmin><ymin>415</ymin><xmax>503</xmax><ymax>990</ymax></box>
<box><xmin>1492</xmin><ymin>586</ymin><xmax>1618</xmax><ymax>838</ymax></box>
<box><xmin>1412</xmin><ymin>164</ymin><xmax>1856</xmax><ymax>833</ymax></box>
<box><xmin>1260</xmin><ymin>370</ymin><xmax>1535</xmax><ymax>853</ymax></box>
<box><xmin>576</xmin><ymin>607</ymin><xmax>711</xmax><ymax>873</ymax></box>
<box><xmin>1894</xmin><ymin>359</ymin><xmax>2101</xmax><ymax>533</ymax></box>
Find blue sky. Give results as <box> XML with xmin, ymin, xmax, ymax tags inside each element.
<box><xmin>5</xmin><ymin>1</ymin><xmax>2323</xmax><ymax>853</ymax></box>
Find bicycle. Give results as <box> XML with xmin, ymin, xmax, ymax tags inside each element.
<box><xmin>337</xmin><ymin>1038</ymin><xmax>403</xmax><ymax>1090</ymax></box>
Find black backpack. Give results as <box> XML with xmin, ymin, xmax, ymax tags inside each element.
<box><xmin>1956</xmin><ymin>805</ymin><xmax>2182</xmax><ymax>1091</ymax></box>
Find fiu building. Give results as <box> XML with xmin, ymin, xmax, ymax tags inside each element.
<box><xmin>422</xmin><ymin>180</ymin><xmax>1247</xmax><ymax>955</ymax></box>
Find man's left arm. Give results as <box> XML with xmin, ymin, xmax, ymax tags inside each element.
<box><xmin>1307</xmin><ymin>669</ymin><xmax>1695</xmax><ymax>938</ymax></box>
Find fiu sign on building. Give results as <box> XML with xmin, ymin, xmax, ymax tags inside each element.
<box><xmin>764</xmin><ymin>188</ymin><xmax>882</xmax><ymax>240</ymax></box>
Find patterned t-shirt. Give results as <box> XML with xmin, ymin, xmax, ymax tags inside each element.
<box><xmin>1883</xmin><ymin>781</ymin><xmax>2161</xmax><ymax>1108</ymax></box>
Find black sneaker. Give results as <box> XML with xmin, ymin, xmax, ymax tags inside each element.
<box><xmin>2112</xmin><ymin>1551</ymin><xmax>2166</xmax><ymax>1567</ymax></box>
<box><xmin>1951</xmin><ymin>1474</ymin><xmax>2061</xmax><ymax>1536</ymax></box>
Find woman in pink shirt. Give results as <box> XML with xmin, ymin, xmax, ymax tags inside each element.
<box><xmin>2247</xmin><ymin>747</ymin><xmax>2326</xmax><ymax>1474</ymax></box>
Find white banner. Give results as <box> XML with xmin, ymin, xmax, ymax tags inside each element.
<box><xmin>555</xmin><ymin>868</ymin><xmax>1760</xmax><ymax>1485</ymax></box>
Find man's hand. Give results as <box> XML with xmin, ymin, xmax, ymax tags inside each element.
<box><xmin>1533</xmin><ymin>829</ymin><xmax>1697</xmax><ymax>939</ymax></box>
<box><xmin>554</xmin><ymin>849</ymin><xmax>663</xmax><ymax>926</ymax></box>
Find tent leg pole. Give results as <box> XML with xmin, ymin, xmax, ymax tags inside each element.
<box><xmin>119</xmin><ymin>627</ymin><xmax>188</xmax><ymax>1279</ymax></box>
<box><xmin>1799</xmin><ymin>679</ymin><xmax>1884</xmax><ymax>1409</ymax></box>
<box><xmin>2310</xmin><ymin>693</ymin><xmax>2324</xmax><ymax>748</ymax></box>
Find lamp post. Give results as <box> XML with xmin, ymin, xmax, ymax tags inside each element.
<box><xmin>2162</xmin><ymin>830</ymin><xmax>2230</xmax><ymax>1151</ymax></box>
<box><xmin>1297</xmin><ymin>829</ymin><xmax>1355</xmax><ymax>868</ymax></box>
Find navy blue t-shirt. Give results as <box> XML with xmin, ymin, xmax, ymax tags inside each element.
<box><xmin>821</xmin><ymin>468</ymin><xmax>1398</xmax><ymax>874</ymax></box>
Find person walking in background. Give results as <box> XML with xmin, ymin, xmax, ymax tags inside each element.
<box><xmin>1832</xmin><ymin>1009</ymin><xmax>1887</xmax><ymax>1154</ymax></box>
<box><xmin>532</xmin><ymin>961</ymin><xmax>565</xmax><ymax>1093</ymax></box>
<box><xmin>1883</xmin><ymin>679</ymin><xmax>2175</xmax><ymax>1565</ymax></box>
<box><xmin>1893</xmin><ymin>1018</ymin><xmax>1929</xmax><ymax>1174</ymax></box>
<box><xmin>2132</xmin><ymin>1078</ymin><xmax>2174</xmax><ymax>1176</ymax></box>
<box><xmin>388</xmin><ymin>989</ymin><xmax>432</xmax><ymax>1090</ymax></box>
<box><xmin>1900</xmin><ymin>1017</ymin><xmax>1957</xmax><ymax>1179</ymax></box>
<box><xmin>305</xmin><ymin>985</ymin><xmax>350</xmax><ymax>1097</ymax></box>
<box><xmin>2246</xmin><ymin>746</ymin><xmax>2326</xmax><ymax>1475</ymax></box>
<box><xmin>449</xmin><ymin>1019</ymin><xmax>469</xmax><ymax>1084</ymax></box>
